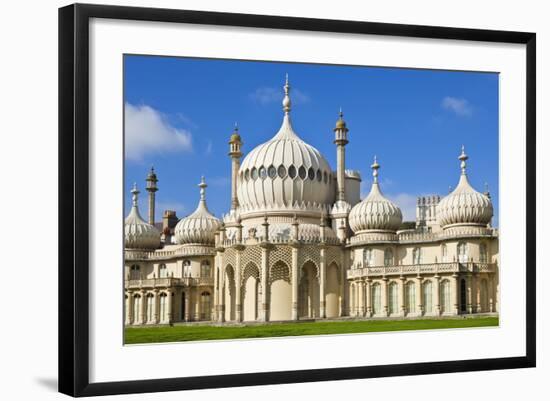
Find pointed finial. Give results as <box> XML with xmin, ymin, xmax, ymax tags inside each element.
<box><xmin>198</xmin><ymin>176</ymin><xmax>207</xmax><ymax>201</ymax></box>
<box><xmin>282</xmin><ymin>74</ymin><xmax>291</xmax><ymax>114</ymax></box>
<box><xmin>131</xmin><ymin>182</ymin><xmax>139</xmax><ymax>206</ymax></box>
<box><xmin>459</xmin><ymin>145</ymin><xmax>468</xmax><ymax>175</ymax></box>
<box><xmin>484</xmin><ymin>182</ymin><xmax>491</xmax><ymax>199</ymax></box>
<box><xmin>234</xmin><ymin>122</ymin><xmax>239</xmax><ymax>132</ymax></box>
<box><xmin>371</xmin><ymin>155</ymin><xmax>380</xmax><ymax>183</ymax></box>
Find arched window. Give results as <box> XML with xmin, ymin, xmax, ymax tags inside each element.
<box><xmin>371</xmin><ymin>283</ymin><xmax>382</xmax><ymax>315</ymax></box>
<box><xmin>146</xmin><ymin>293</ymin><xmax>154</xmax><ymax>322</ymax></box>
<box><xmin>277</xmin><ymin>165</ymin><xmax>286</xmax><ymax>178</ymax></box>
<box><xmin>288</xmin><ymin>165</ymin><xmax>297</xmax><ymax>179</ymax></box>
<box><xmin>406</xmin><ymin>281</ymin><xmax>416</xmax><ymax>313</ymax></box>
<box><xmin>158</xmin><ymin>264</ymin><xmax>167</xmax><ymax>278</ymax></box>
<box><xmin>323</xmin><ymin>171</ymin><xmax>328</xmax><ymax>184</ymax></box>
<box><xmin>388</xmin><ymin>282</ymin><xmax>398</xmax><ymax>314</ymax></box>
<box><xmin>440</xmin><ymin>279</ymin><xmax>451</xmax><ymax>313</ymax></box>
<box><xmin>384</xmin><ymin>248</ymin><xmax>394</xmax><ymax>266</ymax></box>
<box><xmin>244</xmin><ymin>169</ymin><xmax>250</xmax><ymax>180</ymax></box>
<box><xmin>268</xmin><ymin>165</ymin><xmax>277</xmax><ymax>179</ymax></box>
<box><xmin>182</xmin><ymin>260</ymin><xmax>192</xmax><ymax>278</ymax></box>
<box><xmin>159</xmin><ymin>293</ymin><xmax>168</xmax><ymax>322</ymax></box>
<box><xmin>308</xmin><ymin>167</ymin><xmax>315</xmax><ymax>180</ymax></box>
<box><xmin>200</xmin><ymin>292</ymin><xmax>211</xmax><ymax>320</ymax></box>
<box><xmin>130</xmin><ymin>264</ymin><xmax>140</xmax><ymax>280</ymax></box>
<box><xmin>298</xmin><ymin>166</ymin><xmax>307</xmax><ymax>180</ymax></box>
<box><xmin>460</xmin><ymin>278</ymin><xmax>467</xmax><ymax>313</ymax></box>
<box><xmin>412</xmin><ymin>248</ymin><xmax>422</xmax><ymax>265</ymax></box>
<box><xmin>479</xmin><ymin>243</ymin><xmax>488</xmax><ymax>263</ymax></box>
<box><xmin>200</xmin><ymin>260</ymin><xmax>211</xmax><ymax>278</ymax></box>
<box><xmin>251</xmin><ymin>167</ymin><xmax>258</xmax><ymax>180</ymax></box>
<box><xmin>259</xmin><ymin>166</ymin><xmax>267</xmax><ymax>180</ymax></box>
<box><xmin>458</xmin><ymin>242</ymin><xmax>468</xmax><ymax>263</ymax></box>
<box><xmin>423</xmin><ymin>280</ymin><xmax>433</xmax><ymax>314</ymax></box>
<box><xmin>441</xmin><ymin>244</ymin><xmax>448</xmax><ymax>263</ymax></box>
<box><xmin>316</xmin><ymin>169</ymin><xmax>322</xmax><ymax>182</ymax></box>
<box><xmin>132</xmin><ymin>294</ymin><xmax>141</xmax><ymax>323</ymax></box>
<box><xmin>363</xmin><ymin>248</ymin><xmax>374</xmax><ymax>267</ymax></box>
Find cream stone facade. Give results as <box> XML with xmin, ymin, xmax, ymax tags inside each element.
<box><xmin>124</xmin><ymin>77</ymin><xmax>499</xmax><ymax>326</ymax></box>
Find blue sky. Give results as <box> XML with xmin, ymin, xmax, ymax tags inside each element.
<box><xmin>124</xmin><ymin>55</ymin><xmax>499</xmax><ymax>226</ymax></box>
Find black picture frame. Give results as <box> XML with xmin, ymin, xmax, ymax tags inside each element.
<box><xmin>58</xmin><ymin>3</ymin><xmax>536</xmax><ymax>397</ymax></box>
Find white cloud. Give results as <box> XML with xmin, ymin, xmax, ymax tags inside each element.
<box><xmin>441</xmin><ymin>96</ymin><xmax>473</xmax><ymax>116</ymax></box>
<box><xmin>249</xmin><ymin>87</ymin><xmax>310</xmax><ymax>105</ymax></box>
<box><xmin>386</xmin><ymin>193</ymin><xmax>418</xmax><ymax>222</ymax></box>
<box><xmin>125</xmin><ymin>103</ymin><xmax>192</xmax><ymax>161</ymax></box>
<box><xmin>205</xmin><ymin>140</ymin><xmax>213</xmax><ymax>155</ymax></box>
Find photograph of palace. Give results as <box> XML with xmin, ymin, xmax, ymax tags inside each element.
<box><xmin>123</xmin><ymin>58</ymin><xmax>499</xmax><ymax>343</ymax></box>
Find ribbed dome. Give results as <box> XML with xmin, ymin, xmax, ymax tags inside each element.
<box><xmin>349</xmin><ymin>158</ymin><xmax>402</xmax><ymax>233</ymax></box>
<box><xmin>175</xmin><ymin>177</ymin><xmax>221</xmax><ymax>245</ymax></box>
<box><xmin>237</xmin><ymin>77</ymin><xmax>334</xmax><ymax>213</ymax></box>
<box><xmin>124</xmin><ymin>184</ymin><xmax>161</xmax><ymax>249</ymax></box>
<box><xmin>437</xmin><ymin>147</ymin><xmax>493</xmax><ymax>228</ymax></box>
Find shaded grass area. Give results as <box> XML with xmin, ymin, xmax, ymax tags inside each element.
<box><xmin>125</xmin><ymin>317</ymin><xmax>498</xmax><ymax>344</ymax></box>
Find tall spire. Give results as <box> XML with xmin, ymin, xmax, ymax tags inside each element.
<box><xmin>371</xmin><ymin>155</ymin><xmax>380</xmax><ymax>184</ymax></box>
<box><xmin>131</xmin><ymin>183</ymin><xmax>139</xmax><ymax>207</ymax></box>
<box><xmin>459</xmin><ymin>145</ymin><xmax>468</xmax><ymax>175</ymax></box>
<box><xmin>282</xmin><ymin>73</ymin><xmax>291</xmax><ymax>115</ymax></box>
<box><xmin>199</xmin><ymin>176</ymin><xmax>207</xmax><ymax>203</ymax></box>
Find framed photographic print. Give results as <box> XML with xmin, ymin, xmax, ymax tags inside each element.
<box><xmin>58</xmin><ymin>3</ymin><xmax>536</xmax><ymax>397</ymax></box>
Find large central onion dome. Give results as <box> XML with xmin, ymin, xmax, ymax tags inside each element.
<box><xmin>437</xmin><ymin>147</ymin><xmax>493</xmax><ymax>228</ymax></box>
<box><xmin>175</xmin><ymin>177</ymin><xmax>221</xmax><ymax>245</ymax></box>
<box><xmin>124</xmin><ymin>184</ymin><xmax>161</xmax><ymax>249</ymax></box>
<box><xmin>237</xmin><ymin>76</ymin><xmax>334</xmax><ymax>214</ymax></box>
<box><xmin>349</xmin><ymin>157</ymin><xmax>403</xmax><ymax>233</ymax></box>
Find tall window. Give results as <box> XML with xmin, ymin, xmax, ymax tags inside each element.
<box><xmin>130</xmin><ymin>264</ymin><xmax>140</xmax><ymax>280</ymax></box>
<box><xmin>132</xmin><ymin>294</ymin><xmax>141</xmax><ymax>323</ymax></box>
<box><xmin>363</xmin><ymin>248</ymin><xmax>374</xmax><ymax>267</ymax></box>
<box><xmin>372</xmin><ymin>283</ymin><xmax>381</xmax><ymax>315</ymax></box>
<box><xmin>460</xmin><ymin>279</ymin><xmax>467</xmax><ymax>313</ymax></box>
<box><xmin>384</xmin><ymin>248</ymin><xmax>394</xmax><ymax>267</ymax></box>
<box><xmin>479</xmin><ymin>243</ymin><xmax>488</xmax><ymax>263</ymax></box>
<box><xmin>441</xmin><ymin>244</ymin><xmax>448</xmax><ymax>263</ymax></box>
<box><xmin>159</xmin><ymin>293</ymin><xmax>168</xmax><ymax>322</ymax></box>
<box><xmin>146</xmin><ymin>294</ymin><xmax>154</xmax><ymax>322</ymax></box>
<box><xmin>200</xmin><ymin>292</ymin><xmax>211</xmax><ymax>320</ymax></box>
<box><xmin>182</xmin><ymin>260</ymin><xmax>192</xmax><ymax>277</ymax></box>
<box><xmin>158</xmin><ymin>264</ymin><xmax>167</xmax><ymax>278</ymax></box>
<box><xmin>200</xmin><ymin>260</ymin><xmax>211</xmax><ymax>278</ymax></box>
<box><xmin>412</xmin><ymin>248</ymin><xmax>422</xmax><ymax>265</ymax></box>
<box><xmin>423</xmin><ymin>280</ymin><xmax>433</xmax><ymax>313</ymax></box>
<box><xmin>458</xmin><ymin>242</ymin><xmax>468</xmax><ymax>263</ymax></box>
<box><xmin>406</xmin><ymin>281</ymin><xmax>416</xmax><ymax>313</ymax></box>
<box><xmin>388</xmin><ymin>282</ymin><xmax>398</xmax><ymax>314</ymax></box>
<box><xmin>440</xmin><ymin>279</ymin><xmax>451</xmax><ymax>313</ymax></box>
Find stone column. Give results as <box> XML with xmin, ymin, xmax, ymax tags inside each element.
<box><xmin>487</xmin><ymin>275</ymin><xmax>495</xmax><ymax>313</ymax></box>
<box><xmin>452</xmin><ymin>274</ymin><xmax>459</xmax><ymax>315</ymax></box>
<box><xmin>235</xmin><ymin>249</ymin><xmax>243</xmax><ymax>322</ymax></box>
<box><xmin>291</xmin><ymin>244</ymin><xmax>299</xmax><ymax>320</ymax></box>
<box><xmin>475</xmin><ymin>274</ymin><xmax>481</xmax><ymax>313</ymax></box>
<box><xmin>467</xmin><ymin>273</ymin><xmax>473</xmax><ymax>314</ymax></box>
<box><xmin>365</xmin><ymin>280</ymin><xmax>372</xmax><ymax>317</ymax></box>
<box><xmin>167</xmin><ymin>290</ymin><xmax>173</xmax><ymax>323</ymax></box>
<box><xmin>382</xmin><ymin>278</ymin><xmax>389</xmax><ymax>316</ymax></box>
<box><xmin>339</xmin><ymin>250</ymin><xmax>346</xmax><ymax>317</ymax></box>
<box><xmin>125</xmin><ymin>292</ymin><xmax>132</xmax><ymax>325</ymax></box>
<box><xmin>319</xmin><ymin>246</ymin><xmax>327</xmax><ymax>318</ymax></box>
<box><xmin>195</xmin><ymin>289</ymin><xmax>201</xmax><ymax>321</ymax></box>
<box><xmin>260</xmin><ymin>245</ymin><xmax>270</xmax><ymax>321</ymax></box>
<box><xmin>213</xmin><ymin>254</ymin><xmax>219</xmax><ymax>321</ymax></box>
<box><xmin>140</xmin><ymin>290</ymin><xmax>147</xmax><ymax>324</ymax></box>
<box><xmin>400</xmin><ymin>277</ymin><xmax>407</xmax><ymax>317</ymax></box>
<box><xmin>153</xmin><ymin>290</ymin><xmax>159</xmax><ymax>324</ymax></box>
<box><xmin>218</xmin><ymin>264</ymin><xmax>225</xmax><ymax>323</ymax></box>
<box><xmin>434</xmin><ymin>275</ymin><xmax>441</xmax><ymax>316</ymax></box>
<box><xmin>416</xmin><ymin>276</ymin><xmax>423</xmax><ymax>316</ymax></box>
<box><xmin>184</xmin><ymin>291</ymin><xmax>190</xmax><ymax>322</ymax></box>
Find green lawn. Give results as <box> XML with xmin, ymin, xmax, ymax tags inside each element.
<box><xmin>125</xmin><ymin>316</ymin><xmax>498</xmax><ymax>344</ymax></box>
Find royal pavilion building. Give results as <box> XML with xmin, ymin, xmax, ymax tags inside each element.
<box><xmin>124</xmin><ymin>77</ymin><xmax>499</xmax><ymax>326</ymax></box>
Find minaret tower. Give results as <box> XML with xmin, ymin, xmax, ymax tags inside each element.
<box><xmin>334</xmin><ymin>108</ymin><xmax>349</xmax><ymax>202</ymax></box>
<box><xmin>145</xmin><ymin>166</ymin><xmax>158</xmax><ymax>226</ymax></box>
<box><xmin>228</xmin><ymin>122</ymin><xmax>243</xmax><ymax>212</ymax></box>
<box><xmin>331</xmin><ymin>109</ymin><xmax>352</xmax><ymax>242</ymax></box>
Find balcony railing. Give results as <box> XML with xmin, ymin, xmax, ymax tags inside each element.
<box><xmin>125</xmin><ymin>276</ymin><xmax>214</xmax><ymax>289</ymax></box>
<box><xmin>346</xmin><ymin>262</ymin><xmax>496</xmax><ymax>279</ymax></box>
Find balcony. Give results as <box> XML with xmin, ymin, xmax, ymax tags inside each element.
<box><xmin>346</xmin><ymin>262</ymin><xmax>497</xmax><ymax>279</ymax></box>
<box><xmin>125</xmin><ymin>276</ymin><xmax>214</xmax><ymax>289</ymax></box>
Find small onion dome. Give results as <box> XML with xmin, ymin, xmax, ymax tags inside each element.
<box><xmin>349</xmin><ymin>157</ymin><xmax>403</xmax><ymax>233</ymax></box>
<box><xmin>175</xmin><ymin>177</ymin><xmax>221</xmax><ymax>245</ymax></box>
<box><xmin>334</xmin><ymin>108</ymin><xmax>347</xmax><ymax>130</ymax></box>
<box><xmin>124</xmin><ymin>183</ymin><xmax>161</xmax><ymax>249</ymax></box>
<box><xmin>437</xmin><ymin>146</ymin><xmax>493</xmax><ymax>228</ymax></box>
<box><xmin>229</xmin><ymin>122</ymin><xmax>242</xmax><ymax>144</ymax></box>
